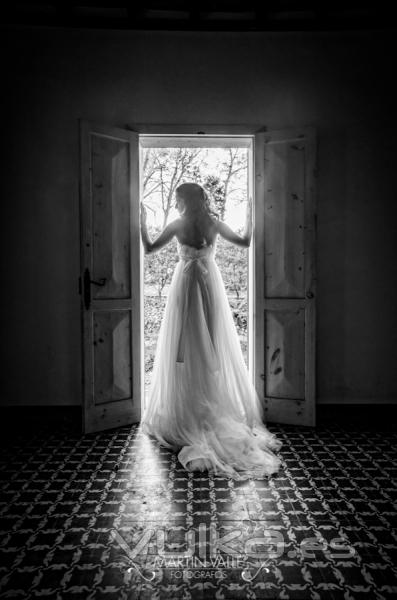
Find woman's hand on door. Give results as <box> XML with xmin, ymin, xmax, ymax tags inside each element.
<box><xmin>140</xmin><ymin>202</ymin><xmax>147</xmax><ymax>226</ymax></box>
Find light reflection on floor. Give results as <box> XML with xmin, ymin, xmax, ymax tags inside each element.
<box><xmin>1</xmin><ymin>418</ymin><xmax>396</xmax><ymax>599</ymax></box>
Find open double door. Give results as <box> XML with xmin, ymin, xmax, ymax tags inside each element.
<box><xmin>79</xmin><ymin>122</ymin><xmax>316</xmax><ymax>433</ymax></box>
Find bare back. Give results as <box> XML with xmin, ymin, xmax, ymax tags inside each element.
<box><xmin>175</xmin><ymin>213</ymin><xmax>218</xmax><ymax>249</ymax></box>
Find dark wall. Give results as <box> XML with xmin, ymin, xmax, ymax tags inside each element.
<box><xmin>1</xmin><ymin>26</ymin><xmax>396</xmax><ymax>406</ymax></box>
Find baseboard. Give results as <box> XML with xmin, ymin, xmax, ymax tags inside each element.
<box><xmin>315</xmin><ymin>403</ymin><xmax>397</xmax><ymax>429</ymax></box>
<box><xmin>317</xmin><ymin>397</ymin><xmax>397</xmax><ymax>404</ymax></box>
<box><xmin>0</xmin><ymin>406</ymin><xmax>82</xmax><ymax>437</ymax></box>
<box><xmin>0</xmin><ymin>404</ymin><xmax>396</xmax><ymax>435</ymax></box>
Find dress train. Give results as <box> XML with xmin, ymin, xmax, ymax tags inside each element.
<box><xmin>141</xmin><ymin>241</ymin><xmax>282</xmax><ymax>480</ymax></box>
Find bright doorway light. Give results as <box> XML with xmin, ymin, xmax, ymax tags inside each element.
<box><xmin>139</xmin><ymin>136</ymin><xmax>253</xmax><ymax>409</ymax></box>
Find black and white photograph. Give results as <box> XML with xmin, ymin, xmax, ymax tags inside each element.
<box><xmin>1</xmin><ymin>2</ymin><xmax>397</xmax><ymax>599</ymax></box>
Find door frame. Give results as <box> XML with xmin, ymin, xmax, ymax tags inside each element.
<box><xmin>137</xmin><ymin>126</ymin><xmax>257</xmax><ymax>411</ymax></box>
<box><xmin>126</xmin><ymin>124</ymin><xmax>266</xmax><ymax>136</ymax></box>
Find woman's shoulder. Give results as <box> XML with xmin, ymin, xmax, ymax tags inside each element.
<box><xmin>208</xmin><ymin>213</ymin><xmax>220</xmax><ymax>228</ymax></box>
<box><xmin>165</xmin><ymin>217</ymin><xmax>184</xmax><ymax>231</ymax></box>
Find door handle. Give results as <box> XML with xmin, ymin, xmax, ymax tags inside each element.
<box><xmin>306</xmin><ymin>291</ymin><xmax>314</xmax><ymax>299</ymax></box>
<box><xmin>91</xmin><ymin>277</ymin><xmax>107</xmax><ymax>286</ymax></box>
<box><xmin>83</xmin><ymin>268</ymin><xmax>107</xmax><ymax>310</ymax></box>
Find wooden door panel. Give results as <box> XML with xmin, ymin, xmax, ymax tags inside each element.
<box><xmin>265</xmin><ymin>306</ymin><xmax>305</xmax><ymax>399</ymax></box>
<box><xmin>91</xmin><ymin>135</ymin><xmax>131</xmax><ymax>300</ymax></box>
<box><xmin>254</xmin><ymin>128</ymin><xmax>316</xmax><ymax>426</ymax></box>
<box><xmin>80</xmin><ymin>121</ymin><xmax>141</xmax><ymax>433</ymax></box>
<box><xmin>93</xmin><ymin>310</ymin><xmax>132</xmax><ymax>404</ymax></box>
<box><xmin>264</xmin><ymin>143</ymin><xmax>306</xmax><ymax>298</ymax></box>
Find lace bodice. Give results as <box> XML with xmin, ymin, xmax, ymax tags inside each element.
<box><xmin>177</xmin><ymin>243</ymin><xmax>215</xmax><ymax>277</ymax></box>
<box><xmin>177</xmin><ymin>241</ymin><xmax>216</xmax><ymax>261</ymax></box>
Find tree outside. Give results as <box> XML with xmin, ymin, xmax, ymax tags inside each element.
<box><xmin>143</xmin><ymin>146</ymin><xmax>249</xmax><ymax>392</ymax></box>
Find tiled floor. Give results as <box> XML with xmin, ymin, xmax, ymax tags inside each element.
<box><xmin>0</xmin><ymin>412</ymin><xmax>397</xmax><ymax>599</ymax></box>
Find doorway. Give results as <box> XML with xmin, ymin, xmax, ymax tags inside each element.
<box><xmin>139</xmin><ymin>135</ymin><xmax>254</xmax><ymax>411</ymax></box>
<box><xmin>79</xmin><ymin>122</ymin><xmax>316</xmax><ymax>433</ymax></box>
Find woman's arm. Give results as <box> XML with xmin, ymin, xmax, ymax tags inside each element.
<box><xmin>140</xmin><ymin>203</ymin><xmax>179</xmax><ymax>254</ymax></box>
<box><xmin>216</xmin><ymin>197</ymin><xmax>252</xmax><ymax>247</ymax></box>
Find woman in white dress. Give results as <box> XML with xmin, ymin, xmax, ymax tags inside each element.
<box><xmin>140</xmin><ymin>182</ymin><xmax>282</xmax><ymax>480</ymax></box>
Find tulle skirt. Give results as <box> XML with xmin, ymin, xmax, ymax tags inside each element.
<box><xmin>141</xmin><ymin>243</ymin><xmax>282</xmax><ymax>480</ymax></box>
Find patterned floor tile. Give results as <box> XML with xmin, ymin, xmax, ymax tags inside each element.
<box><xmin>0</xmin><ymin>418</ymin><xmax>396</xmax><ymax>599</ymax></box>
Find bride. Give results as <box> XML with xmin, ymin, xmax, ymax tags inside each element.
<box><xmin>140</xmin><ymin>182</ymin><xmax>282</xmax><ymax>480</ymax></box>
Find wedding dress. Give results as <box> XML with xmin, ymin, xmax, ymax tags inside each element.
<box><xmin>141</xmin><ymin>239</ymin><xmax>282</xmax><ymax>480</ymax></box>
